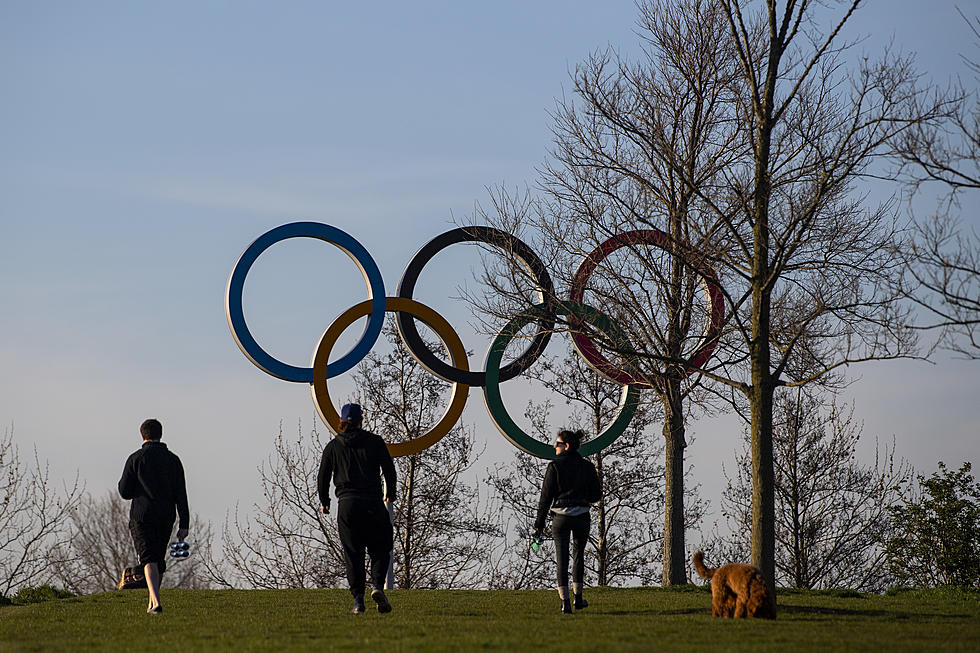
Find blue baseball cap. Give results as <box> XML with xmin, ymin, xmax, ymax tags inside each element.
<box><xmin>340</xmin><ymin>403</ymin><xmax>363</xmax><ymax>421</ymax></box>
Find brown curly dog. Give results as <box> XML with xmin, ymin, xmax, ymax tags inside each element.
<box><xmin>692</xmin><ymin>551</ymin><xmax>776</xmax><ymax>619</ymax></box>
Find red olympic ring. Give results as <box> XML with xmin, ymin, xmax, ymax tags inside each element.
<box><xmin>568</xmin><ymin>230</ymin><xmax>725</xmax><ymax>387</ymax></box>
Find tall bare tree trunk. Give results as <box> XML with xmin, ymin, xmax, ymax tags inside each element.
<box><xmin>662</xmin><ymin>197</ymin><xmax>689</xmax><ymax>586</ymax></box>
<box><xmin>746</xmin><ymin>26</ymin><xmax>779</xmax><ymax>589</ymax></box>
<box><xmin>750</xmin><ymin>207</ymin><xmax>776</xmax><ymax>587</ymax></box>
<box><xmin>401</xmin><ymin>455</ymin><xmax>417</xmax><ymax>589</ymax></box>
<box><xmin>788</xmin><ymin>389</ymin><xmax>805</xmax><ymax>588</ymax></box>
<box><xmin>662</xmin><ymin>387</ymin><xmax>687</xmax><ymax>585</ymax></box>
<box><xmin>595</xmin><ymin>453</ymin><xmax>608</xmax><ymax>586</ymax></box>
<box><xmin>749</xmin><ymin>372</ymin><xmax>776</xmax><ymax>589</ymax></box>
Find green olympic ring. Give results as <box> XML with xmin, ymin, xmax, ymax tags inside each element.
<box><xmin>482</xmin><ymin>301</ymin><xmax>641</xmax><ymax>459</ymax></box>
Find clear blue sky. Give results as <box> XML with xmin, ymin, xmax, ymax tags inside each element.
<box><xmin>2</xmin><ymin>1</ymin><xmax>977</xmax><ymax>534</ymax></box>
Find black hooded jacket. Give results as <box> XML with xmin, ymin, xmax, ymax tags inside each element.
<box><xmin>534</xmin><ymin>450</ymin><xmax>601</xmax><ymax>532</ymax></box>
<box><xmin>118</xmin><ymin>440</ymin><xmax>190</xmax><ymax>529</ymax></box>
<box><xmin>317</xmin><ymin>427</ymin><xmax>397</xmax><ymax>507</ymax></box>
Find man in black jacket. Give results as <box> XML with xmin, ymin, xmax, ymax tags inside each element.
<box><xmin>533</xmin><ymin>429</ymin><xmax>601</xmax><ymax>614</ymax></box>
<box><xmin>318</xmin><ymin>403</ymin><xmax>396</xmax><ymax>614</ymax></box>
<box><xmin>118</xmin><ymin>418</ymin><xmax>189</xmax><ymax>614</ymax></box>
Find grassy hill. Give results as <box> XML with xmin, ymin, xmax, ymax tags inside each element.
<box><xmin>1</xmin><ymin>585</ymin><xmax>978</xmax><ymax>652</ymax></box>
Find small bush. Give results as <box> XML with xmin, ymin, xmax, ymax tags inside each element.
<box><xmin>885</xmin><ymin>585</ymin><xmax>913</xmax><ymax>596</ymax></box>
<box><xmin>826</xmin><ymin>588</ymin><xmax>865</xmax><ymax>599</ymax></box>
<box><xmin>885</xmin><ymin>461</ymin><xmax>980</xmax><ymax>588</ymax></box>
<box><xmin>11</xmin><ymin>585</ymin><xmax>74</xmax><ymax>605</ymax></box>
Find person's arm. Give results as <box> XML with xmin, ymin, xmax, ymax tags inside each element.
<box><xmin>533</xmin><ymin>463</ymin><xmax>557</xmax><ymax>535</ymax></box>
<box><xmin>175</xmin><ymin>457</ymin><xmax>190</xmax><ymax>534</ymax></box>
<box><xmin>317</xmin><ymin>444</ymin><xmax>332</xmax><ymax>513</ymax></box>
<box><xmin>118</xmin><ymin>453</ymin><xmax>138</xmax><ymax>499</ymax></box>
<box><xmin>379</xmin><ymin>441</ymin><xmax>396</xmax><ymax>503</ymax></box>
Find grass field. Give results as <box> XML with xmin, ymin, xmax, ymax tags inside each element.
<box><xmin>1</xmin><ymin>585</ymin><xmax>978</xmax><ymax>652</ymax></box>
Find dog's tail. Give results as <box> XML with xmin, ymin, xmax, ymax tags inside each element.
<box><xmin>692</xmin><ymin>551</ymin><xmax>714</xmax><ymax>579</ymax></box>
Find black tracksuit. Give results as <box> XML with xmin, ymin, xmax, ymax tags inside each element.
<box><xmin>118</xmin><ymin>440</ymin><xmax>189</xmax><ymax>571</ymax></box>
<box><xmin>318</xmin><ymin>427</ymin><xmax>397</xmax><ymax>596</ymax></box>
<box><xmin>534</xmin><ymin>450</ymin><xmax>601</xmax><ymax>588</ymax></box>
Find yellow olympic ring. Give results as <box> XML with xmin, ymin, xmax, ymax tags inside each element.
<box><xmin>311</xmin><ymin>296</ymin><xmax>470</xmax><ymax>457</ymax></box>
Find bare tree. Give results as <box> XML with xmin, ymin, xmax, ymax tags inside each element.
<box><xmin>720</xmin><ymin>388</ymin><xmax>912</xmax><ymax>591</ymax></box>
<box><xmin>471</xmin><ymin>0</ymin><xmax>945</xmax><ymax>591</ymax></box>
<box><xmin>900</xmin><ymin>214</ymin><xmax>980</xmax><ymax>358</ymax></box>
<box><xmin>891</xmin><ymin>9</ymin><xmax>980</xmax><ymax>358</ymax></box>
<box><xmin>49</xmin><ymin>492</ymin><xmax>214</xmax><ymax>594</ymax></box>
<box><xmin>0</xmin><ymin>425</ymin><xmax>82</xmax><ymax>597</ymax></box>
<box><xmin>892</xmin><ymin>8</ymin><xmax>980</xmax><ymax>197</ymax></box>
<box><xmin>351</xmin><ymin>321</ymin><xmax>503</xmax><ymax>589</ymax></box>
<box><xmin>470</xmin><ymin>0</ymin><xmax>738</xmax><ymax>586</ymax></box>
<box><xmin>205</xmin><ymin>421</ymin><xmax>347</xmax><ymax>589</ymax></box>
<box><xmin>484</xmin><ymin>448</ymin><xmax>554</xmax><ymax>590</ymax></box>
<box><xmin>677</xmin><ymin>0</ymin><xmax>949</xmax><ymax>587</ymax></box>
<box><xmin>209</xmin><ymin>320</ymin><xmax>502</xmax><ymax>591</ymax></box>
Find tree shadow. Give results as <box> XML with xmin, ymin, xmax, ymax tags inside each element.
<box><xmin>601</xmin><ymin>608</ymin><xmax>703</xmax><ymax>616</ymax></box>
<box><xmin>778</xmin><ymin>604</ymin><xmax>975</xmax><ymax>621</ymax></box>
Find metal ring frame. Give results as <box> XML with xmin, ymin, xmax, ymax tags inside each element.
<box><xmin>226</xmin><ymin>222</ymin><xmax>724</xmax><ymax>458</ymax></box>
<box><xmin>311</xmin><ymin>297</ymin><xmax>469</xmax><ymax>458</ymax></box>
<box><xmin>568</xmin><ymin>229</ymin><xmax>725</xmax><ymax>387</ymax></box>
<box><xmin>482</xmin><ymin>302</ymin><xmax>640</xmax><ymax>459</ymax></box>
<box><xmin>225</xmin><ymin>222</ymin><xmax>386</xmax><ymax>383</ymax></box>
<box><xmin>396</xmin><ymin>226</ymin><xmax>555</xmax><ymax>387</ymax></box>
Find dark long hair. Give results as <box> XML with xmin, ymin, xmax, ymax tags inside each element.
<box><xmin>557</xmin><ymin>429</ymin><xmax>584</xmax><ymax>451</ymax></box>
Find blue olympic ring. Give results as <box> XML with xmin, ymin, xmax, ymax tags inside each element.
<box><xmin>225</xmin><ymin>222</ymin><xmax>386</xmax><ymax>383</ymax></box>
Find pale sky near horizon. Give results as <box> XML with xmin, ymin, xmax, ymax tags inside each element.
<box><xmin>2</xmin><ymin>1</ymin><xmax>978</xmax><ymax>544</ymax></box>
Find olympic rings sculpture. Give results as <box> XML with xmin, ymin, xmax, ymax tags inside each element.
<box><xmin>225</xmin><ymin>222</ymin><xmax>724</xmax><ymax>459</ymax></box>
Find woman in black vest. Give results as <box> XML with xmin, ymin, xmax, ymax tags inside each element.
<box><xmin>533</xmin><ymin>429</ymin><xmax>601</xmax><ymax>613</ymax></box>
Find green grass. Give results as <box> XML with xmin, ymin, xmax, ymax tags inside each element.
<box><xmin>2</xmin><ymin>586</ymin><xmax>978</xmax><ymax>652</ymax></box>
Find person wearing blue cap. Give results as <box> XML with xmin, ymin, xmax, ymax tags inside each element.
<box><xmin>317</xmin><ymin>403</ymin><xmax>397</xmax><ymax>614</ymax></box>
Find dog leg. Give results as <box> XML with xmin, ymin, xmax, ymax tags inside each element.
<box><xmin>734</xmin><ymin>597</ymin><xmax>747</xmax><ymax>618</ymax></box>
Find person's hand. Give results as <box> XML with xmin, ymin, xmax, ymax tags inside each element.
<box><xmin>176</xmin><ymin>528</ymin><xmax>188</xmax><ymax>542</ymax></box>
<box><xmin>531</xmin><ymin>530</ymin><xmax>543</xmax><ymax>552</ymax></box>
<box><xmin>320</xmin><ymin>503</ymin><xmax>329</xmax><ymax>515</ymax></box>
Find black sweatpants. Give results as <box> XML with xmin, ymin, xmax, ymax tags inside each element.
<box><xmin>337</xmin><ymin>496</ymin><xmax>393</xmax><ymax>596</ymax></box>
<box><xmin>552</xmin><ymin>512</ymin><xmax>589</xmax><ymax>588</ymax></box>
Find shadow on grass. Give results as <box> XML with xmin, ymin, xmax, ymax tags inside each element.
<box><xmin>600</xmin><ymin>608</ymin><xmax>704</xmax><ymax>616</ymax></box>
<box><xmin>779</xmin><ymin>603</ymin><xmax>976</xmax><ymax>621</ymax></box>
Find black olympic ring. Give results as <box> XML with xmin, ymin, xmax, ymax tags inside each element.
<box><xmin>396</xmin><ymin>226</ymin><xmax>556</xmax><ymax>387</ymax></box>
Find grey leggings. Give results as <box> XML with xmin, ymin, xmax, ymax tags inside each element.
<box><xmin>552</xmin><ymin>512</ymin><xmax>590</xmax><ymax>588</ymax></box>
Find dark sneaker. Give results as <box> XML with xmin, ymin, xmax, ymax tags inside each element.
<box><xmin>574</xmin><ymin>594</ymin><xmax>588</xmax><ymax>610</ymax></box>
<box><xmin>147</xmin><ymin>605</ymin><xmax>163</xmax><ymax>614</ymax></box>
<box><xmin>352</xmin><ymin>596</ymin><xmax>365</xmax><ymax>614</ymax></box>
<box><xmin>561</xmin><ymin>598</ymin><xmax>572</xmax><ymax>614</ymax></box>
<box><xmin>371</xmin><ymin>589</ymin><xmax>392</xmax><ymax>613</ymax></box>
